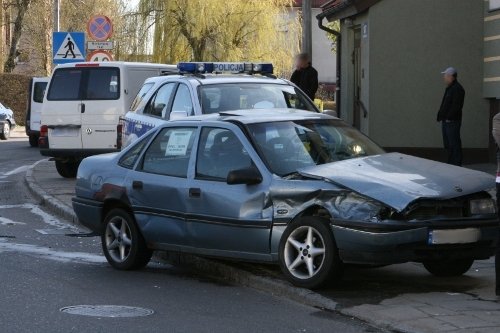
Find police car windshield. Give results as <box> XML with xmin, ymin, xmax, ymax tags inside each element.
<box><xmin>247</xmin><ymin>119</ymin><xmax>385</xmax><ymax>177</ymax></box>
<box><xmin>199</xmin><ymin>83</ymin><xmax>317</xmax><ymax>114</ymax></box>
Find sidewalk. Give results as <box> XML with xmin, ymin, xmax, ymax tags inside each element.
<box><xmin>10</xmin><ymin>125</ymin><xmax>27</xmax><ymax>138</ymax></box>
<box><xmin>26</xmin><ymin>159</ymin><xmax>500</xmax><ymax>333</ymax></box>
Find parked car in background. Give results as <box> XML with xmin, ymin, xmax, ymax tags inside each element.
<box><xmin>120</xmin><ymin>62</ymin><xmax>319</xmax><ymax>148</ymax></box>
<box><xmin>73</xmin><ymin>109</ymin><xmax>498</xmax><ymax>289</ymax></box>
<box><xmin>39</xmin><ymin>62</ymin><xmax>176</xmax><ymax>178</ymax></box>
<box><xmin>0</xmin><ymin>102</ymin><xmax>15</xmax><ymax>140</ymax></box>
<box><xmin>25</xmin><ymin>77</ymin><xmax>49</xmax><ymax>147</ymax></box>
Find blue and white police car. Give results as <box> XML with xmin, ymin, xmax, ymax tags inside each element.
<box><xmin>120</xmin><ymin>62</ymin><xmax>320</xmax><ymax>147</ymax></box>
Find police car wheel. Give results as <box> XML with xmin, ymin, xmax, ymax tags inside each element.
<box><xmin>55</xmin><ymin>160</ymin><xmax>80</xmax><ymax>178</ymax></box>
<box><xmin>279</xmin><ymin>217</ymin><xmax>343</xmax><ymax>289</ymax></box>
<box><xmin>102</xmin><ymin>208</ymin><xmax>152</xmax><ymax>270</ymax></box>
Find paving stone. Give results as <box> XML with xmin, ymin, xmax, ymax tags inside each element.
<box><xmin>416</xmin><ymin>305</ymin><xmax>459</xmax><ymax>316</ymax></box>
<box><xmin>392</xmin><ymin>317</ymin><xmax>458</xmax><ymax>333</ymax></box>
<box><xmin>439</xmin><ymin>300</ymin><xmax>500</xmax><ymax>312</ymax></box>
<box><xmin>462</xmin><ymin>310</ymin><xmax>500</xmax><ymax>325</ymax></box>
<box><xmin>438</xmin><ymin>314</ymin><xmax>498</xmax><ymax>329</ymax></box>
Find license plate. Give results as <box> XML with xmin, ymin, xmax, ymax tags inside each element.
<box><xmin>428</xmin><ymin>228</ymin><xmax>480</xmax><ymax>245</ymax></box>
<box><xmin>51</xmin><ymin>127</ymin><xmax>79</xmax><ymax>137</ymax></box>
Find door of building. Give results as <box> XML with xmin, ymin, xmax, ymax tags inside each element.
<box><xmin>353</xmin><ymin>27</ymin><xmax>362</xmax><ymax>130</ymax></box>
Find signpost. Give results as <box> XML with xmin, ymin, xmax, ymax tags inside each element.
<box><xmin>53</xmin><ymin>32</ymin><xmax>85</xmax><ymax>64</ymax></box>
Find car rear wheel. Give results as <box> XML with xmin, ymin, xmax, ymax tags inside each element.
<box><xmin>55</xmin><ymin>160</ymin><xmax>80</xmax><ymax>178</ymax></box>
<box><xmin>279</xmin><ymin>217</ymin><xmax>343</xmax><ymax>289</ymax></box>
<box><xmin>423</xmin><ymin>258</ymin><xmax>474</xmax><ymax>277</ymax></box>
<box><xmin>102</xmin><ymin>208</ymin><xmax>152</xmax><ymax>270</ymax></box>
<box><xmin>29</xmin><ymin>134</ymin><xmax>38</xmax><ymax>147</ymax></box>
<box><xmin>0</xmin><ymin>122</ymin><xmax>10</xmax><ymax>140</ymax></box>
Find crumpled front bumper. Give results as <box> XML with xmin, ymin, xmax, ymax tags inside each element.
<box><xmin>332</xmin><ymin>220</ymin><xmax>498</xmax><ymax>265</ymax></box>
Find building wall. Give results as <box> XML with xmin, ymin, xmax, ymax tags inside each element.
<box><xmin>484</xmin><ymin>1</ymin><xmax>500</xmax><ymax>97</ymax></box>
<box><xmin>367</xmin><ymin>0</ymin><xmax>488</xmax><ymax>150</ymax></box>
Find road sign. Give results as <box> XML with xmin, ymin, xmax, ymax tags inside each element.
<box><xmin>86</xmin><ymin>50</ymin><xmax>113</xmax><ymax>62</ymax></box>
<box><xmin>53</xmin><ymin>32</ymin><xmax>85</xmax><ymax>64</ymax></box>
<box><xmin>87</xmin><ymin>15</ymin><xmax>113</xmax><ymax>41</ymax></box>
<box><xmin>87</xmin><ymin>41</ymin><xmax>113</xmax><ymax>50</ymax></box>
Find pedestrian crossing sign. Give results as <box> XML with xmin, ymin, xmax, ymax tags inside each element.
<box><xmin>53</xmin><ymin>32</ymin><xmax>85</xmax><ymax>64</ymax></box>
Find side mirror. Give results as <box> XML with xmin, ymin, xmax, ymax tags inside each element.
<box><xmin>226</xmin><ymin>166</ymin><xmax>262</xmax><ymax>185</ymax></box>
<box><xmin>170</xmin><ymin>110</ymin><xmax>188</xmax><ymax>120</ymax></box>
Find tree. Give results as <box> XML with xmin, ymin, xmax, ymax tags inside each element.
<box><xmin>3</xmin><ymin>0</ymin><xmax>32</xmax><ymax>72</ymax></box>
<box><xmin>325</xmin><ymin>21</ymin><xmax>340</xmax><ymax>53</ymax></box>
<box><xmin>138</xmin><ymin>0</ymin><xmax>300</xmax><ymax>76</ymax></box>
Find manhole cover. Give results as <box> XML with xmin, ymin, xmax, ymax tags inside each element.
<box><xmin>60</xmin><ymin>305</ymin><xmax>154</xmax><ymax>318</ymax></box>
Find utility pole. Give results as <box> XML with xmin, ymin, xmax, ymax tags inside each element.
<box><xmin>302</xmin><ymin>0</ymin><xmax>312</xmax><ymax>58</ymax></box>
<box><xmin>54</xmin><ymin>0</ymin><xmax>60</xmax><ymax>32</ymax></box>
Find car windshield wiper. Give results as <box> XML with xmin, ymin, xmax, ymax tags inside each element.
<box><xmin>281</xmin><ymin>171</ymin><xmax>301</xmax><ymax>179</ymax></box>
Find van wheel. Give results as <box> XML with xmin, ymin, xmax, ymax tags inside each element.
<box><xmin>102</xmin><ymin>208</ymin><xmax>152</xmax><ymax>270</ymax></box>
<box><xmin>55</xmin><ymin>160</ymin><xmax>80</xmax><ymax>178</ymax></box>
<box><xmin>279</xmin><ymin>217</ymin><xmax>343</xmax><ymax>289</ymax></box>
<box><xmin>29</xmin><ymin>135</ymin><xmax>39</xmax><ymax>147</ymax></box>
<box><xmin>0</xmin><ymin>122</ymin><xmax>10</xmax><ymax>140</ymax></box>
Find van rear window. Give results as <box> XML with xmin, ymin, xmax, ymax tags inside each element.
<box><xmin>47</xmin><ymin>69</ymin><xmax>82</xmax><ymax>100</ymax></box>
<box><xmin>86</xmin><ymin>68</ymin><xmax>120</xmax><ymax>100</ymax></box>
<box><xmin>33</xmin><ymin>82</ymin><xmax>48</xmax><ymax>103</ymax></box>
<box><xmin>47</xmin><ymin>67</ymin><xmax>120</xmax><ymax>101</ymax></box>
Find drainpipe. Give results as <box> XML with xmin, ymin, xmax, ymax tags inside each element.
<box><xmin>316</xmin><ymin>15</ymin><xmax>341</xmax><ymax>117</ymax></box>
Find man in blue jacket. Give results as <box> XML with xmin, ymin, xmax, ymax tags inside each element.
<box><xmin>437</xmin><ymin>67</ymin><xmax>465</xmax><ymax>166</ymax></box>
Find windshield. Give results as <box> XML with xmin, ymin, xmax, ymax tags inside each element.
<box><xmin>199</xmin><ymin>83</ymin><xmax>317</xmax><ymax>114</ymax></box>
<box><xmin>247</xmin><ymin>119</ymin><xmax>385</xmax><ymax>177</ymax></box>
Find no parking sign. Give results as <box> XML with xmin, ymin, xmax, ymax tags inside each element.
<box><xmin>87</xmin><ymin>15</ymin><xmax>113</xmax><ymax>41</ymax></box>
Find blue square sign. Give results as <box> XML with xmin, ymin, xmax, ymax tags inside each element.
<box><xmin>53</xmin><ymin>32</ymin><xmax>86</xmax><ymax>64</ymax></box>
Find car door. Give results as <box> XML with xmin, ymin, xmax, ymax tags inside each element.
<box><xmin>187</xmin><ymin>125</ymin><xmax>272</xmax><ymax>260</ymax></box>
<box><xmin>80</xmin><ymin>66</ymin><xmax>122</xmax><ymax>150</ymax></box>
<box><xmin>125</xmin><ymin>126</ymin><xmax>198</xmax><ymax>249</ymax></box>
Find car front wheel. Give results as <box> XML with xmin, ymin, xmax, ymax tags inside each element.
<box><xmin>0</xmin><ymin>122</ymin><xmax>10</xmax><ymax>140</ymax></box>
<box><xmin>279</xmin><ymin>217</ymin><xmax>343</xmax><ymax>289</ymax></box>
<box><xmin>423</xmin><ymin>258</ymin><xmax>474</xmax><ymax>277</ymax></box>
<box><xmin>102</xmin><ymin>208</ymin><xmax>152</xmax><ymax>270</ymax></box>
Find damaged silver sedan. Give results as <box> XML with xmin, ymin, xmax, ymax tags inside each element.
<box><xmin>73</xmin><ymin>109</ymin><xmax>498</xmax><ymax>289</ymax></box>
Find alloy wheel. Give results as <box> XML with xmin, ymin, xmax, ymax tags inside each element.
<box><xmin>284</xmin><ymin>226</ymin><xmax>326</xmax><ymax>279</ymax></box>
<box><xmin>105</xmin><ymin>216</ymin><xmax>133</xmax><ymax>263</ymax></box>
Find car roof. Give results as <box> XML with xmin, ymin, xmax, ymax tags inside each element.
<box><xmin>54</xmin><ymin>61</ymin><xmax>177</xmax><ymax>70</ymax></box>
<box><xmin>145</xmin><ymin>74</ymin><xmax>290</xmax><ymax>85</ymax></box>
<box><xmin>167</xmin><ymin>109</ymin><xmax>337</xmax><ymax>126</ymax></box>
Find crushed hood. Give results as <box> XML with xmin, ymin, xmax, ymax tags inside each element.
<box><xmin>298</xmin><ymin>153</ymin><xmax>495</xmax><ymax>212</ymax></box>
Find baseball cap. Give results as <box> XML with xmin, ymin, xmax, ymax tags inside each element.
<box><xmin>441</xmin><ymin>67</ymin><xmax>457</xmax><ymax>75</ymax></box>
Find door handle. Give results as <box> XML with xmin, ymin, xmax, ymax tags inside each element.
<box><xmin>189</xmin><ymin>188</ymin><xmax>201</xmax><ymax>198</ymax></box>
<box><xmin>81</xmin><ymin>103</ymin><xmax>86</xmax><ymax>113</ymax></box>
<box><xmin>132</xmin><ymin>180</ymin><xmax>143</xmax><ymax>190</ymax></box>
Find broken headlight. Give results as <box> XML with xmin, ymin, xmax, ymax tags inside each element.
<box><xmin>331</xmin><ymin>192</ymin><xmax>386</xmax><ymax>222</ymax></box>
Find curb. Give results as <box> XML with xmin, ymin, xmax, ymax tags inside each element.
<box><xmin>25</xmin><ymin>159</ymin><xmax>79</xmax><ymax>225</ymax></box>
<box><xmin>24</xmin><ymin>160</ymin><xmax>338</xmax><ymax>312</ymax></box>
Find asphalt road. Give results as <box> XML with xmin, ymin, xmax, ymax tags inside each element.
<box><xmin>0</xmin><ymin>138</ymin><xmax>383</xmax><ymax>333</ymax></box>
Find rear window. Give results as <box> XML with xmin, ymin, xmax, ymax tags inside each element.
<box><xmin>33</xmin><ymin>82</ymin><xmax>48</xmax><ymax>103</ymax></box>
<box><xmin>47</xmin><ymin>69</ymin><xmax>82</xmax><ymax>100</ymax></box>
<box><xmin>47</xmin><ymin>67</ymin><xmax>120</xmax><ymax>101</ymax></box>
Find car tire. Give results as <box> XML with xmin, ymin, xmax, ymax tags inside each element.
<box><xmin>55</xmin><ymin>160</ymin><xmax>80</xmax><ymax>178</ymax></box>
<box><xmin>101</xmin><ymin>208</ymin><xmax>152</xmax><ymax>270</ymax></box>
<box><xmin>278</xmin><ymin>217</ymin><xmax>343</xmax><ymax>289</ymax></box>
<box><xmin>29</xmin><ymin>134</ymin><xmax>38</xmax><ymax>147</ymax></box>
<box><xmin>423</xmin><ymin>259</ymin><xmax>474</xmax><ymax>277</ymax></box>
<box><xmin>0</xmin><ymin>122</ymin><xmax>10</xmax><ymax>140</ymax></box>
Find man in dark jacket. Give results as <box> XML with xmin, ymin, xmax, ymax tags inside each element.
<box><xmin>492</xmin><ymin>113</ymin><xmax>500</xmax><ymax>296</ymax></box>
<box><xmin>290</xmin><ymin>53</ymin><xmax>318</xmax><ymax>101</ymax></box>
<box><xmin>437</xmin><ymin>67</ymin><xmax>465</xmax><ymax>166</ymax></box>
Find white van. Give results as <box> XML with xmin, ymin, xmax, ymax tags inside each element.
<box><xmin>39</xmin><ymin>62</ymin><xmax>176</xmax><ymax>178</ymax></box>
<box><xmin>25</xmin><ymin>77</ymin><xmax>49</xmax><ymax>147</ymax></box>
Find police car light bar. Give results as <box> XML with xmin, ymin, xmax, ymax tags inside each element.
<box><xmin>177</xmin><ymin>62</ymin><xmax>273</xmax><ymax>75</ymax></box>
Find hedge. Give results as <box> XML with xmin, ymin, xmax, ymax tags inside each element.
<box><xmin>0</xmin><ymin>73</ymin><xmax>31</xmax><ymax>126</ymax></box>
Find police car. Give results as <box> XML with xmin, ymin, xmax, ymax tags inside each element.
<box><xmin>120</xmin><ymin>62</ymin><xmax>319</xmax><ymax>147</ymax></box>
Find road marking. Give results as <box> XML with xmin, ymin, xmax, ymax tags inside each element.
<box><xmin>2</xmin><ymin>165</ymin><xmax>30</xmax><ymax>176</ymax></box>
<box><xmin>0</xmin><ymin>239</ymin><xmax>106</xmax><ymax>264</ymax></box>
<box><xmin>0</xmin><ymin>216</ymin><xmax>26</xmax><ymax>226</ymax></box>
<box><xmin>0</xmin><ymin>204</ymin><xmax>72</xmax><ymax>229</ymax></box>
